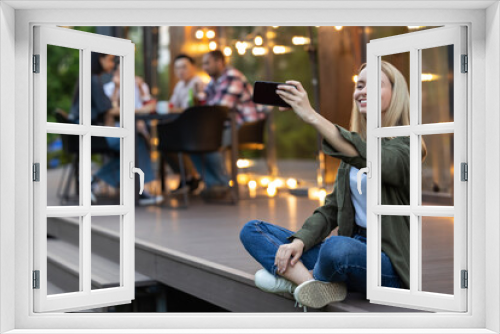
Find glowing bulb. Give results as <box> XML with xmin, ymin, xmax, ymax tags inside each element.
<box><xmin>209</xmin><ymin>41</ymin><xmax>217</xmax><ymax>51</ymax></box>
<box><xmin>237</xmin><ymin>174</ymin><xmax>249</xmax><ymax>184</ymax></box>
<box><xmin>237</xmin><ymin>159</ymin><xmax>252</xmax><ymax>168</ymax></box>
<box><xmin>421</xmin><ymin>73</ymin><xmax>439</xmax><ymax>81</ymax></box>
<box><xmin>335</xmin><ymin>26</ymin><xmax>343</xmax><ymax>31</ymax></box>
<box><xmin>260</xmin><ymin>177</ymin><xmax>270</xmax><ymax>187</ymax></box>
<box><xmin>252</xmin><ymin>47</ymin><xmax>266</xmax><ymax>56</ymax></box>
<box><xmin>353</xmin><ymin>75</ymin><xmax>358</xmax><ymax>83</ymax></box>
<box><xmin>223</xmin><ymin>46</ymin><xmax>232</xmax><ymax>57</ymax></box>
<box><xmin>248</xmin><ymin>180</ymin><xmax>257</xmax><ymax>190</ymax></box>
<box><xmin>286</xmin><ymin>178</ymin><xmax>298</xmax><ymax>189</ymax></box>
<box><xmin>267</xmin><ymin>185</ymin><xmax>277</xmax><ymax>197</ymax></box>
<box><xmin>254</xmin><ymin>35</ymin><xmax>263</xmax><ymax>46</ymax></box>
<box><xmin>229</xmin><ymin>180</ymin><xmax>234</xmax><ymax>187</ymax></box>
<box><xmin>206</xmin><ymin>30</ymin><xmax>215</xmax><ymax>39</ymax></box>
<box><xmin>273</xmin><ymin>45</ymin><xmax>289</xmax><ymax>54</ymax></box>
<box><xmin>195</xmin><ymin>30</ymin><xmax>204</xmax><ymax>39</ymax></box>
<box><xmin>272</xmin><ymin>26</ymin><xmax>279</xmax><ymax>28</ymax></box>
<box><xmin>272</xmin><ymin>178</ymin><xmax>284</xmax><ymax>188</ymax></box>
<box><xmin>292</xmin><ymin>36</ymin><xmax>310</xmax><ymax>45</ymax></box>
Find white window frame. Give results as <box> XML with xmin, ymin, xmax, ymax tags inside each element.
<box><xmin>366</xmin><ymin>26</ymin><xmax>468</xmax><ymax>312</ymax></box>
<box><xmin>33</xmin><ymin>25</ymin><xmax>136</xmax><ymax>313</ymax></box>
<box><xmin>1</xmin><ymin>1</ymin><xmax>498</xmax><ymax>333</ymax></box>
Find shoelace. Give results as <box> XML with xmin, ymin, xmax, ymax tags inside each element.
<box><xmin>294</xmin><ymin>301</ymin><xmax>308</xmax><ymax>312</ymax></box>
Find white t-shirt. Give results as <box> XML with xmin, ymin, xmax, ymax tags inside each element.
<box><xmin>169</xmin><ymin>76</ymin><xmax>204</xmax><ymax>109</ymax></box>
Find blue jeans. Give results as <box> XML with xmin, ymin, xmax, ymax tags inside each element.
<box><xmin>190</xmin><ymin>151</ymin><xmax>229</xmax><ymax>188</ymax></box>
<box><xmin>239</xmin><ymin>220</ymin><xmax>402</xmax><ymax>293</ymax></box>
<box><xmin>96</xmin><ymin>135</ymin><xmax>154</xmax><ymax>188</ymax></box>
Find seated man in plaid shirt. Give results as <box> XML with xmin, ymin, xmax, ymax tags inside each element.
<box><xmin>191</xmin><ymin>50</ymin><xmax>266</xmax><ymax>199</ymax></box>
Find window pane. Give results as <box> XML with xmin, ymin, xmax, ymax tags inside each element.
<box><xmin>91</xmin><ymin>136</ymin><xmax>121</xmax><ymax>205</ymax></box>
<box><xmin>47</xmin><ymin>134</ymin><xmax>80</xmax><ymax>206</ymax></box>
<box><xmin>91</xmin><ymin>216</ymin><xmax>121</xmax><ymax>290</ymax></box>
<box><xmin>421</xmin><ymin>134</ymin><xmax>454</xmax><ymax>206</ymax></box>
<box><xmin>421</xmin><ymin>216</ymin><xmax>454</xmax><ymax>294</ymax></box>
<box><xmin>380</xmin><ymin>137</ymin><xmax>410</xmax><ymax>205</ymax></box>
<box><xmin>47</xmin><ymin>44</ymin><xmax>80</xmax><ymax>124</ymax></box>
<box><xmin>421</xmin><ymin>45</ymin><xmax>454</xmax><ymax>124</ymax></box>
<box><xmin>90</xmin><ymin>52</ymin><xmax>120</xmax><ymax>127</ymax></box>
<box><xmin>380</xmin><ymin>52</ymin><xmax>410</xmax><ymax>128</ymax></box>
<box><xmin>47</xmin><ymin>217</ymin><xmax>81</xmax><ymax>295</ymax></box>
<box><xmin>381</xmin><ymin>215</ymin><xmax>410</xmax><ymax>290</ymax></box>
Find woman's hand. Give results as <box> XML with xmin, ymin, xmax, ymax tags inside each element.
<box><xmin>275</xmin><ymin>238</ymin><xmax>305</xmax><ymax>275</ymax></box>
<box><xmin>276</xmin><ymin>80</ymin><xmax>317</xmax><ymax>124</ymax></box>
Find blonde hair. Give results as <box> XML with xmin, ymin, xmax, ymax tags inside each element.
<box><xmin>350</xmin><ymin>61</ymin><xmax>426</xmax><ymax>160</ymax></box>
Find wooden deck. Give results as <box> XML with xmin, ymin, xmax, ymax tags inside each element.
<box><xmin>46</xmin><ymin>160</ymin><xmax>453</xmax><ymax>312</ymax></box>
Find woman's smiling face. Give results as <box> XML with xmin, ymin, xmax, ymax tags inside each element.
<box><xmin>354</xmin><ymin>68</ymin><xmax>393</xmax><ymax>115</ymax></box>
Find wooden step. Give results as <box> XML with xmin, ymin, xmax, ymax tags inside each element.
<box><xmin>47</xmin><ymin>238</ymin><xmax>155</xmax><ymax>291</ymax></box>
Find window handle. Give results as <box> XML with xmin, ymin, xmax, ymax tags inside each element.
<box><xmin>129</xmin><ymin>162</ymin><xmax>144</xmax><ymax>194</ymax></box>
<box><xmin>357</xmin><ymin>167</ymin><xmax>369</xmax><ymax>195</ymax></box>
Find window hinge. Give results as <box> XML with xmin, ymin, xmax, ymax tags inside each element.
<box><xmin>33</xmin><ymin>270</ymin><xmax>40</xmax><ymax>289</ymax></box>
<box><xmin>461</xmin><ymin>270</ymin><xmax>468</xmax><ymax>289</ymax></box>
<box><xmin>33</xmin><ymin>54</ymin><xmax>40</xmax><ymax>73</ymax></box>
<box><xmin>461</xmin><ymin>162</ymin><xmax>468</xmax><ymax>181</ymax></box>
<box><xmin>461</xmin><ymin>54</ymin><xmax>468</xmax><ymax>73</ymax></box>
<box><xmin>33</xmin><ymin>163</ymin><xmax>40</xmax><ymax>182</ymax></box>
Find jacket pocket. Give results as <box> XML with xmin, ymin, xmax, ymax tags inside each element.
<box><xmin>336</xmin><ymin>168</ymin><xmax>348</xmax><ymax>208</ymax></box>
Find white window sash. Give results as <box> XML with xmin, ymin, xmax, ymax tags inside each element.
<box><xmin>366</xmin><ymin>25</ymin><xmax>468</xmax><ymax>312</ymax></box>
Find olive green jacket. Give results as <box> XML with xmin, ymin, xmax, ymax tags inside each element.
<box><xmin>290</xmin><ymin>125</ymin><xmax>411</xmax><ymax>289</ymax></box>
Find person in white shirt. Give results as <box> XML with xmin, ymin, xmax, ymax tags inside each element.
<box><xmin>163</xmin><ymin>54</ymin><xmax>205</xmax><ymax>193</ymax></box>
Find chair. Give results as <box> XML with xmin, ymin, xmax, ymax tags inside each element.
<box><xmin>157</xmin><ymin>105</ymin><xmax>235</xmax><ymax>207</ymax></box>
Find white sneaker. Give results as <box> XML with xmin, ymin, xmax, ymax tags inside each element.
<box><xmin>254</xmin><ymin>269</ymin><xmax>297</xmax><ymax>294</ymax></box>
<box><xmin>293</xmin><ymin>280</ymin><xmax>347</xmax><ymax>308</ymax></box>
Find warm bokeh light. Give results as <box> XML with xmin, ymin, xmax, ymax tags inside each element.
<box><xmin>273</xmin><ymin>45</ymin><xmax>291</xmax><ymax>54</ymax></box>
<box><xmin>248</xmin><ymin>180</ymin><xmax>257</xmax><ymax>190</ymax></box>
<box><xmin>236</xmin><ymin>41</ymin><xmax>248</xmax><ymax>55</ymax></box>
<box><xmin>195</xmin><ymin>29</ymin><xmax>204</xmax><ymax>39</ymax></box>
<box><xmin>209</xmin><ymin>41</ymin><xmax>217</xmax><ymax>50</ymax></box>
<box><xmin>353</xmin><ymin>75</ymin><xmax>358</xmax><ymax>83</ymax></box>
<box><xmin>335</xmin><ymin>26</ymin><xmax>343</xmax><ymax>31</ymax></box>
<box><xmin>229</xmin><ymin>180</ymin><xmax>234</xmax><ymax>187</ymax></box>
<box><xmin>237</xmin><ymin>159</ymin><xmax>253</xmax><ymax>168</ymax></box>
<box><xmin>206</xmin><ymin>30</ymin><xmax>215</xmax><ymax>39</ymax></box>
<box><xmin>252</xmin><ymin>47</ymin><xmax>267</xmax><ymax>56</ymax></box>
<box><xmin>421</xmin><ymin>73</ymin><xmax>439</xmax><ymax>81</ymax></box>
<box><xmin>267</xmin><ymin>185</ymin><xmax>277</xmax><ymax>197</ymax></box>
<box><xmin>408</xmin><ymin>26</ymin><xmax>424</xmax><ymax>30</ymax></box>
<box><xmin>254</xmin><ymin>35</ymin><xmax>263</xmax><ymax>46</ymax></box>
<box><xmin>223</xmin><ymin>46</ymin><xmax>232</xmax><ymax>57</ymax></box>
<box><xmin>272</xmin><ymin>26</ymin><xmax>279</xmax><ymax>28</ymax></box>
<box><xmin>292</xmin><ymin>36</ymin><xmax>311</xmax><ymax>45</ymax></box>
<box><xmin>286</xmin><ymin>178</ymin><xmax>298</xmax><ymax>189</ymax></box>
<box><xmin>237</xmin><ymin>173</ymin><xmax>249</xmax><ymax>184</ymax></box>
<box><xmin>271</xmin><ymin>178</ymin><xmax>284</xmax><ymax>188</ymax></box>
<box><xmin>260</xmin><ymin>177</ymin><xmax>271</xmax><ymax>187</ymax></box>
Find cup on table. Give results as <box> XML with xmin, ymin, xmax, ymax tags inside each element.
<box><xmin>156</xmin><ymin>100</ymin><xmax>169</xmax><ymax>114</ymax></box>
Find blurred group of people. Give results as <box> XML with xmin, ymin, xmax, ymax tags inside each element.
<box><xmin>69</xmin><ymin>49</ymin><xmax>266</xmax><ymax>205</ymax></box>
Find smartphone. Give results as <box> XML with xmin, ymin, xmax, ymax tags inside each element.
<box><xmin>253</xmin><ymin>81</ymin><xmax>295</xmax><ymax>108</ymax></box>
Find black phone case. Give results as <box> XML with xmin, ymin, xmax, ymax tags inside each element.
<box><xmin>252</xmin><ymin>81</ymin><xmax>293</xmax><ymax>108</ymax></box>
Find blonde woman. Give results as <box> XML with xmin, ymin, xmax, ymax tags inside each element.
<box><xmin>240</xmin><ymin>61</ymin><xmax>423</xmax><ymax>309</ymax></box>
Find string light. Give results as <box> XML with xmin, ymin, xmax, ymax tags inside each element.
<box><xmin>195</xmin><ymin>29</ymin><xmax>204</xmax><ymax>39</ymax></box>
<box><xmin>252</xmin><ymin>47</ymin><xmax>267</xmax><ymax>56</ymax></box>
<box><xmin>421</xmin><ymin>73</ymin><xmax>439</xmax><ymax>81</ymax></box>
<box><xmin>248</xmin><ymin>180</ymin><xmax>257</xmax><ymax>190</ymax></box>
<box><xmin>223</xmin><ymin>46</ymin><xmax>232</xmax><ymax>57</ymax></box>
<box><xmin>206</xmin><ymin>30</ymin><xmax>215</xmax><ymax>39</ymax></box>
<box><xmin>335</xmin><ymin>26</ymin><xmax>343</xmax><ymax>31</ymax></box>
<box><xmin>254</xmin><ymin>35</ymin><xmax>263</xmax><ymax>46</ymax></box>
<box><xmin>209</xmin><ymin>41</ymin><xmax>217</xmax><ymax>50</ymax></box>
<box><xmin>273</xmin><ymin>45</ymin><xmax>291</xmax><ymax>54</ymax></box>
<box><xmin>353</xmin><ymin>75</ymin><xmax>358</xmax><ymax>83</ymax></box>
<box><xmin>292</xmin><ymin>36</ymin><xmax>310</xmax><ymax>45</ymax></box>
<box><xmin>286</xmin><ymin>178</ymin><xmax>298</xmax><ymax>189</ymax></box>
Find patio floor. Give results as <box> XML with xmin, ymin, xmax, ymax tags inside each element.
<box><xmin>46</xmin><ymin>159</ymin><xmax>453</xmax><ymax>312</ymax></box>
